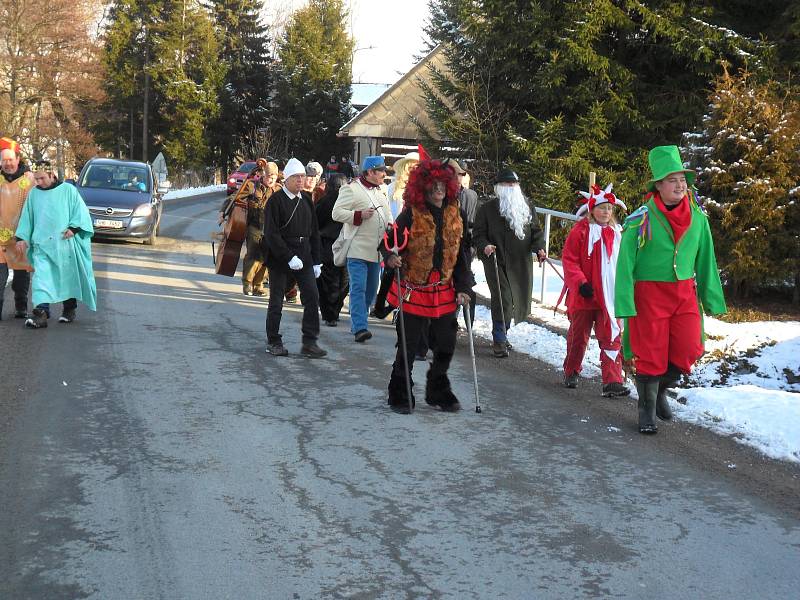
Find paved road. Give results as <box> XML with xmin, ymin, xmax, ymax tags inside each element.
<box><xmin>1</xmin><ymin>193</ymin><xmax>799</xmax><ymax>599</ymax></box>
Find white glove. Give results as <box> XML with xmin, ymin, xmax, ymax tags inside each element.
<box><xmin>313</xmin><ymin>264</ymin><xmax>322</xmax><ymax>278</ymax></box>
<box><xmin>288</xmin><ymin>255</ymin><xmax>303</xmax><ymax>270</ymax></box>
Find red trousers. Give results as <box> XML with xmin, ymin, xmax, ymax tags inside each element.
<box><xmin>563</xmin><ymin>308</ymin><xmax>623</xmax><ymax>384</ymax></box>
<box><xmin>628</xmin><ymin>280</ymin><xmax>703</xmax><ymax>376</ymax></box>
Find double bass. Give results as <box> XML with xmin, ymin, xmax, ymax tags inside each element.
<box><xmin>214</xmin><ymin>162</ymin><xmax>261</xmax><ymax>276</ymax></box>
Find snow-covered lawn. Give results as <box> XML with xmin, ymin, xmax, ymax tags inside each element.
<box><xmin>163</xmin><ymin>184</ymin><xmax>225</xmax><ymax>200</ymax></box>
<box><xmin>471</xmin><ymin>258</ymin><xmax>800</xmax><ymax>464</ymax></box>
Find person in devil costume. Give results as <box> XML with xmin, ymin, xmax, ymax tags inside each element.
<box><xmin>381</xmin><ymin>159</ymin><xmax>473</xmax><ymax>414</ymax></box>
<box><xmin>560</xmin><ymin>183</ymin><xmax>629</xmax><ymax>397</ymax></box>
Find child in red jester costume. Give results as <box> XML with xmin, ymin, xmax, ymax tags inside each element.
<box><xmin>561</xmin><ymin>183</ymin><xmax>630</xmax><ymax>398</ymax></box>
<box><xmin>615</xmin><ymin>145</ymin><xmax>726</xmax><ymax>434</ymax></box>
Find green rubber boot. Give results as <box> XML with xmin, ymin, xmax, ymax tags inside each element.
<box><xmin>656</xmin><ymin>364</ymin><xmax>681</xmax><ymax>421</ymax></box>
<box><xmin>635</xmin><ymin>374</ymin><xmax>659</xmax><ymax>434</ymax></box>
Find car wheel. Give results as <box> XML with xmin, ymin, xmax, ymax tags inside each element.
<box><xmin>144</xmin><ymin>224</ymin><xmax>157</xmax><ymax>246</ymax></box>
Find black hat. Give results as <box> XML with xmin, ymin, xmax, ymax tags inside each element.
<box><xmin>495</xmin><ymin>167</ymin><xmax>519</xmax><ymax>183</ymax></box>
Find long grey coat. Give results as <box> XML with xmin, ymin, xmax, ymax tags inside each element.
<box><xmin>473</xmin><ymin>197</ymin><xmax>546</xmax><ymax>325</ymax></box>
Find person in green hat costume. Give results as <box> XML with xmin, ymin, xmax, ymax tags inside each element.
<box><xmin>615</xmin><ymin>145</ymin><xmax>726</xmax><ymax>434</ymax></box>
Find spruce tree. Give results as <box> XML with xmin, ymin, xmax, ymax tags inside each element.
<box><xmin>270</xmin><ymin>0</ymin><xmax>354</xmax><ymax>162</ymax></box>
<box><xmin>207</xmin><ymin>0</ymin><xmax>272</xmax><ymax>171</ymax></box>
<box><xmin>423</xmin><ymin>0</ymin><xmax>765</xmax><ymax>209</ymax></box>
<box><xmin>149</xmin><ymin>0</ymin><xmax>223</xmax><ymax>168</ymax></box>
<box><xmin>686</xmin><ymin>69</ymin><xmax>800</xmax><ymax>300</ymax></box>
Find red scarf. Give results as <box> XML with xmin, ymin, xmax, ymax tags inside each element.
<box><xmin>359</xmin><ymin>175</ymin><xmax>380</xmax><ymax>189</ymax></box>
<box><xmin>653</xmin><ymin>192</ymin><xmax>691</xmax><ymax>243</ymax></box>
<box><xmin>600</xmin><ymin>225</ymin><xmax>615</xmax><ymax>258</ymax></box>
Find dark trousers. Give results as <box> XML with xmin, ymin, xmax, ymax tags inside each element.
<box><xmin>37</xmin><ymin>298</ymin><xmax>77</xmax><ymax>317</ymax></box>
<box><xmin>0</xmin><ymin>265</ymin><xmax>30</xmax><ymax>312</ymax></box>
<box><xmin>393</xmin><ymin>310</ymin><xmax>458</xmax><ymax>379</ymax></box>
<box><xmin>266</xmin><ymin>266</ymin><xmax>320</xmax><ymax>345</ymax></box>
<box><xmin>317</xmin><ymin>262</ymin><xmax>349</xmax><ymax>322</ymax></box>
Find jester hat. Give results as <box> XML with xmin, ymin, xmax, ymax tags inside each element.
<box><xmin>576</xmin><ymin>183</ymin><xmax>627</xmax><ymax>217</ymax></box>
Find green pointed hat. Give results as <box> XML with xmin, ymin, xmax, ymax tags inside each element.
<box><xmin>647</xmin><ymin>145</ymin><xmax>695</xmax><ymax>192</ymax></box>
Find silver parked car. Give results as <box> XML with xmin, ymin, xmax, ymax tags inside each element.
<box><xmin>75</xmin><ymin>158</ymin><xmax>167</xmax><ymax>245</ymax></box>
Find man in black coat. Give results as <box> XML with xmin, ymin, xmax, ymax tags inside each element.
<box><xmin>473</xmin><ymin>168</ymin><xmax>547</xmax><ymax>358</ymax></box>
<box><xmin>261</xmin><ymin>158</ymin><xmax>326</xmax><ymax>358</ymax></box>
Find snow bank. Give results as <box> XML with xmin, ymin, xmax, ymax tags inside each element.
<box><xmin>470</xmin><ymin>259</ymin><xmax>800</xmax><ymax>463</ymax></box>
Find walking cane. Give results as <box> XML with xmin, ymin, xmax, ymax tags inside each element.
<box><xmin>384</xmin><ymin>223</ymin><xmax>412</xmax><ymax>413</ymax></box>
<box><xmin>544</xmin><ymin>256</ymin><xmax>565</xmax><ymax>281</ymax></box>
<box><xmin>491</xmin><ymin>251</ymin><xmax>507</xmax><ymax>334</ymax></box>
<box><xmin>462</xmin><ymin>303</ymin><xmax>482</xmax><ymax>413</ymax></box>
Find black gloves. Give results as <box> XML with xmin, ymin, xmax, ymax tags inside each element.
<box><xmin>578</xmin><ymin>282</ymin><xmax>594</xmax><ymax>298</ymax></box>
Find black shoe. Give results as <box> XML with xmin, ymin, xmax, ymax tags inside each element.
<box><xmin>252</xmin><ymin>288</ymin><xmax>265</xmax><ymax>297</ymax></box>
<box><xmin>354</xmin><ymin>329</ymin><xmax>372</xmax><ymax>343</ymax></box>
<box><xmin>266</xmin><ymin>343</ymin><xmax>288</xmax><ymax>356</ymax></box>
<box><xmin>492</xmin><ymin>342</ymin><xmax>509</xmax><ymax>358</ymax></box>
<box><xmin>301</xmin><ymin>343</ymin><xmax>327</xmax><ymax>358</ymax></box>
<box><xmin>25</xmin><ymin>308</ymin><xmax>48</xmax><ymax>329</ymax></box>
<box><xmin>58</xmin><ymin>309</ymin><xmax>76</xmax><ymax>323</ymax></box>
<box><xmin>14</xmin><ymin>309</ymin><xmax>27</xmax><ymax>319</ymax></box>
<box><xmin>370</xmin><ymin>305</ymin><xmax>394</xmax><ymax>320</ymax></box>
<box><xmin>323</xmin><ymin>319</ymin><xmax>338</xmax><ymax>327</ymax></box>
<box><xmin>564</xmin><ymin>373</ymin><xmax>579</xmax><ymax>388</ymax></box>
<box><xmin>285</xmin><ymin>295</ymin><xmax>298</xmax><ymax>304</ymax></box>
<box><xmin>414</xmin><ymin>353</ymin><xmax>428</xmax><ymax>362</ymax></box>
<box><xmin>602</xmin><ymin>382</ymin><xmax>630</xmax><ymax>397</ymax></box>
<box><xmin>243</xmin><ymin>285</ymin><xmax>253</xmax><ymax>296</ymax></box>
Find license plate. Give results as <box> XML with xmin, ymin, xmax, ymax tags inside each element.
<box><xmin>95</xmin><ymin>219</ymin><xmax>124</xmax><ymax>229</ymax></box>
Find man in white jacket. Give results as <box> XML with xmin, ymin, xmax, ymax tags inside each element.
<box><xmin>332</xmin><ymin>155</ymin><xmax>393</xmax><ymax>342</ymax></box>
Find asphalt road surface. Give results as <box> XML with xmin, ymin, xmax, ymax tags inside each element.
<box><xmin>1</xmin><ymin>192</ymin><xmax>799</xmax><ymax>599</ymax></box>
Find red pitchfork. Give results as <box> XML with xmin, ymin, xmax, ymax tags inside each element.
<box><xmin>383</xmin><ymin>222</ymin><xmax>412</xmax><ymax>414</ymax></box>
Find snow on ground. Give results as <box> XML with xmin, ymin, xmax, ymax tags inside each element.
<box><xmin>470</xmin><ymin>258</ymin><xmax>800</xmax><ymax>464</ymax></box>
<box><xmin>163</xmin><ymin>184</ymin><xmax>225</xmax><ymax>200</ymax></box>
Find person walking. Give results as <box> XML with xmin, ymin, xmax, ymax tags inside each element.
<box><xmin>262</xmin><ymin>158</ymin><xmax>326</xmax><ymax>358</ymax></box>
<box><xmin>242</xmin><ymin>159</ymin><xmax>280</xmax><ymax>296</ymax></box>
<box><xmin>14</xmin><ymin>162</ymin><xmax>96</xmax><ymax>328</ymax></box>
<box><xmin>382</xmin><ymin>159</ymin><xmax>473</xmax><ymax>414</ymax></box>
<box><xmin>473</xmin><ymin>168</ymin><xmax>546</xmax><ymax>357</ymax></box>
<box><xmin>0</xmin><ymin>137</ymin><xmax>35</xmax><ymax>319</ymax></box>
<box><xmin>561</xmin><ymin>183</ymin><xmax>630</xmax><ymax>397</ymax></box>
<box><xmin>315</xmin><ymin>174</ymin><xmax>349</xmax><ymax>327</ymax></box>
<box><xmin>332</xmin><ymin>155</ymin><xmax>393</xmax><ymax>343</ymax></box>
<box><xmin>615</xmin><ymin>145</ymin><xmax>726</xmax><ymax>434</ymax></box>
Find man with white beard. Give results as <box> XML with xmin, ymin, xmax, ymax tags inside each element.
<box><xmin>473</xmin><ymin>168</ymin><xmax>546</xmax><ymax>357</ymax></box>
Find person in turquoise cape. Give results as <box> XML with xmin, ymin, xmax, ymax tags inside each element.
<box><xmin>615</xmin><ymin>145</ymin><xmax>726</xmax><ymax>434</ymax></box>
<box><xmin>14</xmin><ymin>161</ymin><xmax>97</xmax><ymax>328</ymax></box>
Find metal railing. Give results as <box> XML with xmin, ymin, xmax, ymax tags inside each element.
<box><xmin>534</xmin><ymin>207</ymin><xmax>579</xmax><ymax>304</ymax></box>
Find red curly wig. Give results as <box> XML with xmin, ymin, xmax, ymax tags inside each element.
<box><xmin>402</xmin><ymin>159</ymin><xmax>460</xmax><ymax>209</ymax></box>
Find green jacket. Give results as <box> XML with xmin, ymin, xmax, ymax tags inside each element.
<box><xmin>615</xmin><ymin>197</ymin><xmax>727</xmax><ymax>318</ymax></box>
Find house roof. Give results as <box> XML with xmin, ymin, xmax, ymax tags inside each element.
<box><xmin>339</xmin><ymin>46</ymin><xmax>446</xmax><ymax>140</ymax></box>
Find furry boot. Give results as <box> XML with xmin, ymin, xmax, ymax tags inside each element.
<box><xmin>425</xmin><ymin>371</ymin><xmax>461</xmax><ymax>412</ymax></box>
<box><xmin>635</xmin><ymin>374</ymin><xmax>659</xmax><ymax>434</ymax></box>
<box><xmin>387</xmin><ymin>369</ymin><xmax>415</xmax><ymax>414</ymax></box>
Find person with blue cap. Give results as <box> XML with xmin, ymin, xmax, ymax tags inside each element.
<box><xmin>332</xmin><ymin>155</ymin><xmax>393</xmax><ymax>342</ymax></box>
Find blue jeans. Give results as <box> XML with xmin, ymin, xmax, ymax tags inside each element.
<box><xmin>492</xmin><ymin>320</ymin><xmax>510</xmax><ymax>343</ymax></box>
<box><xmin>347</xmin><ymin>258</ymin><xmax>381</xmax><ymax>334</ymax></box>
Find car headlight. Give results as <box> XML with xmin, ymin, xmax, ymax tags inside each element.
<box><xmin>133</xmin><ymin>203</ymin><xmax>153</xmax><ymax>217</ymax></box>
